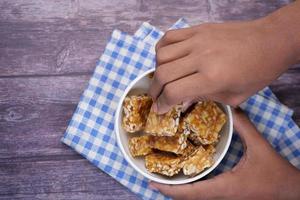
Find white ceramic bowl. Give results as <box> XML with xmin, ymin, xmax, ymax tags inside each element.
<box><xmin>115</xmin><ymin>68</ymin><xmax>233</xmax><ymax>184</ymax></box>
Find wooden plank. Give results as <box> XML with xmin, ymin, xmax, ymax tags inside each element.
<box><xmin>271</xmin><ymin>67</ymin><xmax>300</xmax><ymax>124</ymax></box>
<box><xmin>0</xmin><ymin>0</ymin><xmax>293</xmax><ymax>77</ymax></box>
<box><xmin>0</xmin><ymin>75</ymin><xmax>88</xmax><ymax>159</ymax></box>
<box><xmin>0</xmin><ymin>75</ymin><xmax>88</xmax><ymax>104</ymax></box>
<box><xmin>0</xmin><ymin>158</ymin><xmax>138</xmax><ymax>200</ymax></box>
<box><xmin>0</xmin><ymin>0</ymin><xmax>210</xmax><ymax>77</ymax></box>
<box><xmin>0</xmin><ymin>192</ymin><xmax>138</xmax><ymax>200</ymax></box>
<box><xmin>209</xmin><ymin>0</ymin><xmax>291</xmax><ymax>21</ymax></box>
<box><xmin>0</xmin><ymin>101</ymin><xmax>79</xmax><ymax>159</ymax></box>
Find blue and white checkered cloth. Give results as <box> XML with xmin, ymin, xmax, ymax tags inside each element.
<box><xmin>61</xmin><ymin>19</ymin><xmax>300</xmax><ymax>200</ymax></box>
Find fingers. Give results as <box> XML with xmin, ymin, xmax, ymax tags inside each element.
<box><xmin>154</xmin><ymin>73</ymin><xmax>212</xmax><ymax>114</ymax></box>
<box><xmin>156</xmin><ymin>40</ymin><xmax>191</xmax><ymax>65</ymax></box>
<box><xmin>149</xmin><ymin>56</ymin><xmax>197</xmax><ymax>101</ymax></box>
<box><xmin>182</xmin><ymin>99</ymin><xmax>195</xmax><ymax>112</ymax></box>
<box><xmin>156</xmin><ymin>27</ymin><xmax>196</xmax><ymax>51</ymax></box>
<box><xmin>150</xmin><ymin>182</ymin><xmax>195</xmax><ymax>199</ymax></box>
<box><xmin>150</xmin><ymin>173</ymin><xmax>233</xmax><ymax>200</ymax></box>
<box><xmin>232</xmin><ymin>108</ymin><xmax>265</xmax><ymax>147</ymax></box>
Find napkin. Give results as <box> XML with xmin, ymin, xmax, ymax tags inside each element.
<box><xmin>61</xmin><ymin>19</ymin><xmax>300</xmax><ymax>200</ymax></box>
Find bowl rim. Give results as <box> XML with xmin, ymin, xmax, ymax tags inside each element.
<box><xmin>115</xmin><ymin>68</ymin><xmax>233</xmax><ymax>185</ymax></box>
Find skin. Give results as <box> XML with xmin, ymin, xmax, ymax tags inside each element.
<box><xmin>149</xmin><ymin>1</ymin><xmax>300</xmax><ymax>114</ymax></box>
<box><xmin>148</xmin><ymin>1</ymin><xmax>300</xmax><ymax>199</ymax></box>
<box><xmin>150</xmin><ymin>109</ymin><xmax>300</xmax><ymax>200</ymax></box>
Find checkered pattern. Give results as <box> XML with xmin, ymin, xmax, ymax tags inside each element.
<box><xmin>62</xmin><ymin>18</ymin><xmax>300</xmax><ymax>199</ymax></box>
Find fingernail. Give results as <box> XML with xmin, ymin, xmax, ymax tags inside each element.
<box><xmin>152</xmin><ymin>102</ymin><xmax>158</xmax><ymax>113</ymax></box>
<box><xmin>156</xmin><ymin>100</ymin><xmax>161</xmax><ymax>113</ymax></box>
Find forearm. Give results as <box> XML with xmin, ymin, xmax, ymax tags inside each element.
<box><xmin>261</xmin><ymin>1</ymin><xmax>300</xmax><ymax>63</ymax></box>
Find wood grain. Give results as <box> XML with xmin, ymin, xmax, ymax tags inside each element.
<box><xmin>208</xmin><ymin>0</ymin><xmax>291</xmax><ymax>21</ymax></box>
<box><xmin>0</xmin><ymin>0</ymin><xmax>298</xmax><ymax>199</ymax></box>
<box><xmin>0</xmin><ymin>0</ymin><xmax>210</xmax><ymax>77</ymax></box>
<box><xmin>0</xmin><ymin>75</ymin><xmax>86</xmax><ymax>159</ymax></box>
<box><xmin>0</xmin><ymin>159</ymin><xmax>138</xmax><ymax>200</ymax></box>
<box><xmin>271</xmin><ymin>67</ymin><xmax>300</xmax><ymax>124</ymax></box>
<box><xmin>0</xmin><ymin>0</ymin><xmax>293</xmax><ymax>77</ymax></box>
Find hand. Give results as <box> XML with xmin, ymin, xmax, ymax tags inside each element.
<box><xmin>149</xmin><ymin>16</ymin><xmax>299</xmax><ymax>114</ymax></box>
<box><xmin>150</xmin><ymin>109</ymin><xmax>300</xmax><ymax>200</ymax></box>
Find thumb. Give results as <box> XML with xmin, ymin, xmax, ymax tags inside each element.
<box><xmin>232</xmin><ymin>108</ymin><xmax>266</xmax><ymax>148</ymax></box>
<box><xmin>149</xmin><ymin>173</ymin><xmax>234</xmax><ymax>200</ymax></box>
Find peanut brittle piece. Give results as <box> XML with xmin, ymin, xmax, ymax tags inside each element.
<box><xmin>183</xmin><ymin>146</ymin><xmax>214</xmax><ymax>176</ymax></box>
<box><xmin>151</xmin><ymin>132</ymin><xmax>187</xmax><ymax>155</ymax></box>
<box><xmin>129</xmin><ymin>136</ymin><xmax>153</xmax><ymax>157</ymax></box>
<box><xmin>144</xmin><ymin>105</ymin><xmax>182</xmax><ymax>136</ymax></box>
<box><xmin>177</xmin><ymin>118</ymin><xmax>190</xmax><ymax>137</ymax></box>
<box><xmin>203</xmin><ymin>144</ymin><xmax>216</xmax><ymax>155</ymax></box>
<box><xmin>185</xmin><ymin>101</ymin><xmax>226</xmax><ymax>145</ymax></box>
<box><xmin>145</xmin><ymin>152</ymin><xmax>182</xmax><ymax>176</ymax></box>
<box><xmin>180</xmin><ymin>140</ymin><xmax>198</xmax><ymax>160</ymax></box>
<box><xmin>122</xmin><ymin>94</ymin><xmax>152</xmax><ymax>133</ymax></box>
<box><xmin>151</xmin><ymin>120</ymin><xmax>189</xmax><ymax>154</ymax></box>
<box><xmin>128</xmin><ymin>121</ymin><xmax>189</xmax><ymax>155</ymax></box>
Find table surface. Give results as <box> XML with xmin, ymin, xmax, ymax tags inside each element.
<box><xmin>0</xmin><ymin>0</ymin><xmax>299</xmax><ymax>199</ymax></box>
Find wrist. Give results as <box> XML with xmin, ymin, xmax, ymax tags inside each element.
<box><xmin>259</xmin><ymin>1</ymin><xmax>300</xmax><ymax>63</ymax></box>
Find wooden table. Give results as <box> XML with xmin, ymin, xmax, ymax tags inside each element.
<box><xmin>1</xmin><ymin>0</ymin><xmax>299</xmax><ymax>199</ymax></box>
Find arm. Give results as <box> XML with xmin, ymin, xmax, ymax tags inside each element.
<box><xmin>266</xmin><ymin>0</ymin><xmax>300</xmax><ymax>62</ymax></box>
<box><xmin>149</xmin><ymin>1</ymin><xmax>300</xmax><ymax>114</ymax></box>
